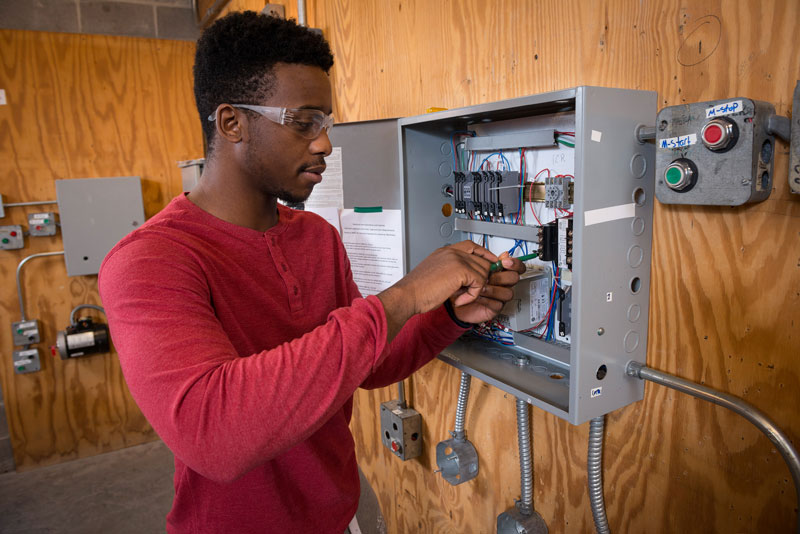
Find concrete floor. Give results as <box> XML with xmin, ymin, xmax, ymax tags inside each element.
<box><xmin>0</xmin><ymin>440</ymin><xmax>174</xmax><ymax>534</ymax></box>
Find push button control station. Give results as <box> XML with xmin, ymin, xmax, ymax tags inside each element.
<box><xmin>655</xmin><ymin>81</ymin><xmax>799</xmax><ymax>205</ymax></box>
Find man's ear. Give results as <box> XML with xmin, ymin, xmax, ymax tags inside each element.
<box><xmin>214</xmin><ymin>104</ymin><xmax>247</xmax><ymax>144</ymax></box>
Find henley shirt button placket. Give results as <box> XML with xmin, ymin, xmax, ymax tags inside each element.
<box><xmin>267</xmin><ymin>235</ymin><xmax>303</xmax><ymax>313</ymax></box>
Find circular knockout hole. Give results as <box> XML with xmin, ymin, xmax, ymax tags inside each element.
<box><xmin>392</xmin><ymin>423</ymin><xmax>398</xmax><ymax>431</ymax></box>
<box><xmin>659</xmin><ymin>120</ymin><xmax>668</xmax><ymax>131</ymax></box>
<box><xmin>630</xmin><ymin>277</ymin><xmax>642</xmax><ymax>294</ymax></box>
<box><xmin>632</xmin><ymin>187</ymin><xmax>646</xmax><ymax>207</ymax></box>
<box><xmin>760</xmin><ymin>139</ymin><xmax>773</xmax><ymax>164</ymax></box>
<box><xmin>83</xmin><ymin>256</ymin><xmax>89</xmax><ymax>261</ymax></box>
<box><xmin>596</xmin><ymin>365</ymin><xmax>607</xmax><ymax>380</ymax></box>
<box><xmin>384</xmin><ymin>431</ymin><xmax>390</xmax><ymax>440</ymax></box>
<box><xmin>411</xmin><ymin>432</ymin><xmax>419</xmax><ymax>441</ymax></box>
<box><xmin>441</xmin><ymin>203</ymin><xmax>453</xmax><ymax>217</ymax></box>
<box><xmin>761</xmin><ymin>171</ymin><xmax>770</xmax><ymax>190</ymax></box>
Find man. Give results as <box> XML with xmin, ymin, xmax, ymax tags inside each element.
<box><xmin>99</xmin><ymin>11</ymin><xmax>524</xmax><ymax>533</ymax></box>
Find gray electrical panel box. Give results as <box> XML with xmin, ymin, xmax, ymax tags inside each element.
<box><xmin>654</xmin><ymin>98</ymin><xmax>776</xmax><ymax>205</ymax></box>
<box><xmin>331</xmin><ymin>87</ymin><xmax>655</xmax><ymax>425</ymax></box>
<box><xmin>55</xmin><ymin>177</ymin><xmax>145</xmax><ymax>276</ymax></box>
<box><xmin>13</xmin><ymin>348</ymin><xmax>40</xmax><ymax>374</ymax></box>
<box><xmin>379</xmin><ymin>400</ymin><xmax>422</xmax><ymax>461</ymax></box>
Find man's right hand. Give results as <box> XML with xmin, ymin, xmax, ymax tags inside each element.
<box><xmin>377</xmin><ymin>241</ymin><xmax>498</xmax><ymax>341</ymax></box>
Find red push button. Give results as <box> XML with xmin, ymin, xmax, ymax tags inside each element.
<box><xmin>701</xmin><ymin>118</ymin><xmax>736</xmax><ymax>151</ymax></box>
<box><xmin>10</xmin><ymin>231</ymin><xmax>17</xmax><ymax>237</ymax></box>
<box><xmin>703</xmin><ymin>124</ymin><xmax>723</xmax><ymax>144</ymax></box>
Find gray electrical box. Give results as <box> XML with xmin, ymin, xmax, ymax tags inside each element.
<box><xmin>55</xmin><ymin>177</ymin><xmax>145</xmax><ymax>276</ymax></box>
<box><xmin>11</xmin><ymin>320</ymin><xmax>40</xmax><ymax>346</ymax></box>
<box><xmin>654</xmin><ymin>98</ymin><xmax>776</xmax><ymax>205</ymax></box>
<box><xmin>332</xmin><ymin>87</ymin><xmax>655</xmax><ymax>425</ymax></box>
<box><xmin>379</xmin><ymin>400</ymin><xmax>422</xmax><ymax>461</ymax></box>
<box><xmin>0</xmin><ymin>225</ymin><xmax>24</xmax><ymax>250</ymax></box>
<box><xmin>27</xmin><ymin>212</ymin><xmax>57</xmax><ymax>237</ymax></box>
<box><xmin>13</xmin><ymin>348</ymin><xmax>40</xmax><ymax>374</ymax></box>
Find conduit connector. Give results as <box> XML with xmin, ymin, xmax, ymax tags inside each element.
<box><xmin>435</xmin><ymin>372</ymin><xmax>479</xmax><ymax>485</ymax></box>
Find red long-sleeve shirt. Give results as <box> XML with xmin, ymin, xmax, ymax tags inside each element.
<box><xmin>98</xmin><ymin>194</ymin><xmax>466</xmax><ymax>533</ymax></box>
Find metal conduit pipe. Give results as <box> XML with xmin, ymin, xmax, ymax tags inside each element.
<box><xmin>296</xmin><ymin>0</ymin><xmax>307</xmax><ymax>26</ymax></box>
<box><xmin>69</xmin><ymin>304</ymin><xmax>105</xmax><ymax>326</ymax></box>
<box><xmin>16</xmin><ymin>251</ymin><xmax>65</xmax><ymax>321</ymax></box>
<box><xmin>453</xmin><ymin>372</ymin><xmax>471</xmax><ymax>440</ymax></box>
<box><xmin>588</xmin><ymin>416</ymin><xmax>611</xmax><ymax>534</ymax></box>
<box><xmin>626</xmin><ymin>361</ymin><xmax>800</xmax><ymax>534</ymax></box>
<box><xmin>516</xmin><ymin>398</ymin><xmax>533</xmax><ymax>514</ymax></box>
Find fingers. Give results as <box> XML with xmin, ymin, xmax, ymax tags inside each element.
<box><xmin>450</xmin><ymin>240</ymin><xmax>499</xmax><ymax>264</ymax></box>
<box><xmin>488</xmin><ymin>269</ymin><xmax>522</xmax><ymax>287</ymax></box>
<box><xmin>479</xmin><ymin>284</ymin><xmax>514</xmax><ymax>303</ymax></box>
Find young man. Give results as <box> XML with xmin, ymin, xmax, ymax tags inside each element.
<box><xmin>99</xmin><ymin>11</ymin><xmax>524</xmax><ymax>533</ymax></box>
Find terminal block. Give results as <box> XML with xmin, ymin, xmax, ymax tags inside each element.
<box><xmin>453</xmin><ymin>171</ymin><xmax>520</xmax><ymax>218</ymax></box>
<box><xmin>28</xmin><ymin>212</ymin><xmax>57</xmax><ymax>237</ymax></box>
<box><xmin>537</xmin><ymin>222</ymin><xmax>558</xmax><ymax>261</ymax></box>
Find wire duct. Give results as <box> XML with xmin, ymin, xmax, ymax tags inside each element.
<box><xmin>516</xmin><ymin>398</ymin><xmax>533</xmax><ymax>514</ymax></box>
<box><xmin>453</xmin><ymin>372</ymin><xmax>471</xmax><ymax>440</ymax></box>
<box><xmin>588</xmin><ymin>416</ymin><xmax>611</xmax><ymax>534</ymax></box>
<box><xmin>627</xmin><ymin>361</ymin><xmax>800</xmax><ymax>534</ymax></box>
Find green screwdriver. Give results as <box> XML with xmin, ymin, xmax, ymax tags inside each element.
<box><xmin>489</xmin><ymin>252</ymin><xmax>538</xmax><ymax>272</ymax></box>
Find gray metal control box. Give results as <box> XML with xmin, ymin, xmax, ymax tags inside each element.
<box><xmin>12</xmin><ymin>320</ymin><xmax>40</xmax><ymax>346</ymax></box>
<box><xmin>0</xmin><ymin>225</ymin><xmax>24</xmax><ymax>250</ymax></box>
<box><xmin>27</xmin><ymin>212</ymin><xmax>57</xmax><ymax>237</ymax></box>
<box><xmin>55</xmin><ymin>177</ymin><xmax>145</xmax><ymax>276</ymax></box>
<box><xmin>331</xmin><ymin>87</ymin><xmax>654</xmax><ymax>425</ymax></box>
<box><xmin>13</xmin><ymin>348</ymin><xmax>40</xmax><ymax>374</ymax></box>
<box><xmin>379</xmin><ymin>400</ymin><xmax>422</xmax><ymax>461</ymax></box>
<box><xmin>655</xmin><ymin>98</ymin><xmax>776</xmax><ymax>205</ymax></box>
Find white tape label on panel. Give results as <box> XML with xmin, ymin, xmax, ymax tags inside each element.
<box><xmin>591</xmin><ymin>387</ymin><xmax>602</xmax><ymax>398</ymax></box>
<box><xmin>659</xmin><ymin>133</ymin><xmax>697</xmax><ymax>149</ymax></box>
<box><xmin>584</xmin><ymin>203</ymin><xmax>636</xmax><ymax>227</ymax></box>
<box><xmin>705</xmin><ymin>100</ymin><xmax>743</xmax><ymax>118</ymax></box>
<box><xmin>591</xmin><ymin>130</ymin><xmax>603</xmax><ymax>142</ymax></box>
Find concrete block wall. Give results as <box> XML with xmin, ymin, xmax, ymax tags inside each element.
<box><xmin>0</xmin><ymin>0</ymin><xmax>201</xmax><ymax>41</ymax></box>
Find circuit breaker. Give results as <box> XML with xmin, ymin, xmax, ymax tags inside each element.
<box><xmin>0</xmin><ymin>225</ymin><xmax>24</xmax><ymax>250</ymax></box>
<box><xmin>655</xmin><ymin>98</ymin><xmax>776</xmax><ymax>205</ymax></box>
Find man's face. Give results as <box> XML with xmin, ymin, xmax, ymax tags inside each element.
<box><xmin>242</xmin><ymin>63</ymin><xmax>333</xmax><ymax>203</ymax></box>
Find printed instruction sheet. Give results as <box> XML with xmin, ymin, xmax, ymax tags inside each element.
<box><xmin>340</xmin><ymin>209</ymin><xmax>404</xmax><ymax>296</ymax></box>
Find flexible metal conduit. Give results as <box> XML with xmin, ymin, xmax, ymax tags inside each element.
<box><xmin>588</xmin><ymin>416</ymin><xmax>611</xmax><ymax>534</ymax></box>
<box><xmin>16</xmin><ymin>251</ymin><xmax>65</xmax><ymax>321</ymax></box>
<box><xmin>516</xmin><ymin>398</ymin><xmax>533</xmax><ymax>513</ymax></box>
<box><xmin>626</xmin><ymin>361</ymin><xmax>800</xmax><ymax>534</ymax></box>
<box><xmin>453</xmin><ymin>372</ymin><xmax>471</xmax><ymax>440</ymax></box>
<box><xmin>69</xmin><ymin>304</ymin><xmax>105</xmax><ymax>325</ymax></box>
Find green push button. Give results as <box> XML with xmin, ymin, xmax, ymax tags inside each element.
<box><xmin>17</xmin><ymin>366</ymin><xmax>25</xmax><ymax>372</ymax></box>
<box><xmin>16</xmin><ymin>329</ymin><xmax>23</xmax><ymax>334</ymax></box>
<box><xmin>2</xmin><ymin>238</ymin><xmax>8</xmax><ymax>244</ymax></box>
<box><xmin>44</xmin><ymin>219</ymin><xmax>50</xmax><ymax>224</ymax></box>
<box><xmin>665</xmin><ymin>166</ymin><xmax>683</xmax><ymax>185</ymax></box>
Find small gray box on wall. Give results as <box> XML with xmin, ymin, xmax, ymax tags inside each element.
<box><xmin>55</xmin><ymin>177</ymin><xmax>146</xmax><ymax>276</ymax></box>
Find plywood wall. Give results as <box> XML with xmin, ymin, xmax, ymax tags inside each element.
<box><xmin>223</xmin><ymin>0</ymin><xmax>800</xmax><ymax>532</ymax></box>
<box><xmin>0</xmin><ymin>30</ymin><xmax>202</xmax><ymax>470</ymax></box>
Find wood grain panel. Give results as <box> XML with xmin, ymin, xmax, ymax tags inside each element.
<box><xmin>294</xmin><ymin>0</ymin><xmax>798</xmax><ymax>532</ymax></box>
<box><xmin>0</xmin><ymin>30</ymin><xmax>203</xmax><ymax>470</ymax></box>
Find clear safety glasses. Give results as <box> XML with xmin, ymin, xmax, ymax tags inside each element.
<box><xmin>208</xmin><ymin>105</ymin><xmax>335</xmax><ymax>139</ymax></box>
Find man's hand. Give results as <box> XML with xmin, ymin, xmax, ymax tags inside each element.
<box><xmin>450</xmin><ymin>251</ymin><xmax>526</xmax><ymax>325</ymax></box>
<box><xmin>377</xmin><ymin>241</ymin><xmax>498</xmax><ymax>341</ymax></box>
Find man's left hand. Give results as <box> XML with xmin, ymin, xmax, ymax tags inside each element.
<box><xmin>450</xmin><ymin>252</ymin><xmax>526</xmax><ymax>325</ymax></box>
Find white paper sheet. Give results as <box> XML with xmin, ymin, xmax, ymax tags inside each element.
<box><xmin>305</xmin><ymin>206</ymin><xmax>341</xmax><ymax>235</ymax></box>
<box><xmin>340</xmin><ymin>209</ymin><xmax>403</xmax><ymax>296</ymax></box>
<box><xmin>305</xmin><ymin>146</ymin><xmax>344</xmax><ymax>210</ymax></box>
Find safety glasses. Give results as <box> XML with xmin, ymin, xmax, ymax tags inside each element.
<box><xmin>208</xmin><ymin>105</ymin><xmax>334</xmax><ymax>139</ymax></box>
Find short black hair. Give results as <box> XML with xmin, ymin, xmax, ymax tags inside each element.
<box><xmin>193</xmin><ymin>11</ymin><xmax>334</xmax><ymax>151</ymax></box>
